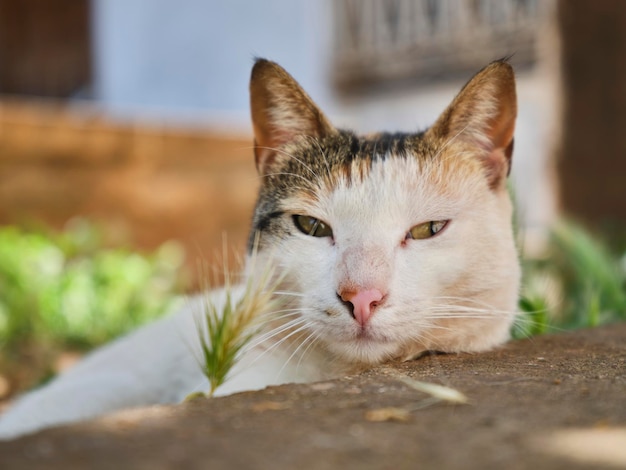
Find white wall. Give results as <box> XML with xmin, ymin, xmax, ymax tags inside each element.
<box><xmin>91</xmin><ymin>0</ymin><xmax>335</xmax><ymax>125</ymax></box>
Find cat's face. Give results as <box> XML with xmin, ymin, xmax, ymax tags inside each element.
<box><xmin>247</xmin><ymin>59</ymin><xmax>520</xmax><ymax>365</ymax></box>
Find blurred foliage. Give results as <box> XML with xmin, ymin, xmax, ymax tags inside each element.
<box><xmin>514</xmin><ymin>220</ymin><xmax>626</xmax><ymax>338</ymax></box>
<box><xmin>0</xmin><ymin>219</ymin><xmax>187</xmax><ymax>357</ymax></box>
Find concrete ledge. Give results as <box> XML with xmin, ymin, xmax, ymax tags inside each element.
<box><xmin>1</xmin><ymin>323</ymin><xmax>625</xmax><ymax>469</ymax></box>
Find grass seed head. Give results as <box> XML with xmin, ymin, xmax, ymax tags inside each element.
<box><xmin>195</xmin><ymin>241</ymin><xmax>283</xmax><ymax>396</ymax></box>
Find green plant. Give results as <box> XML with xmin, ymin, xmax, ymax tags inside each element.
<box><xmin>195</xmin><ymin>251</ymin><xmax>281</xmax><ymax>397</ymax></box>
<box><xmin>515</xmin><ymin>220</ymin><xmax>626</xmax><ymax>338</ymax></box>
<box><xmin>0</xmin><ymin>219</ymin><xmax>186</xmax><ymax>355</ymax></box>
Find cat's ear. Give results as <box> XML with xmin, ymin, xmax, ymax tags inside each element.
<box><xmin>426</xmin><ymin>60</ymin><xmax>517</xmax><ymax>189</ymax></box>
<box><xmin>250</xmin><ymin>59</ymin><xmax>336</xmax><ymax>175</ymax></box>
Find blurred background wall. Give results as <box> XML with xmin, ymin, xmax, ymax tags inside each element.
<box><xmin>557</xmin><ymin>1</ymin><xmax>626</xmax><ymax>235</ymax></box>
<box><xmin>0</xmin><ymin>0</ymin><xmax>622</xmax><ymax>283</ymax></box>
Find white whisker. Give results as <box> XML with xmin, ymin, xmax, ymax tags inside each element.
<box><xmin>295</xmin><ymin>331</ymin><xmax>322</xmax><ymax>373</ymax></box>
<box><xmin>273</xmin><ymin>291</ymin><xmax>307</xmax><ymax>298</ymax></box>
<box><xmin>261</xmin><ymin>171</ymin><xmax>313</xmax><ymax>185</ymax></box>
<box><xmin>276</xmin><ymin>328</ymin><xmax>318</xmax><ymax>377</ymax></box>
<box><xmin>308</xmin><ymin>136</ymin><xmax>331</xmax><ymax>175</ymax></box>
<box><xmin>245</xmin><ymin>317</ymin><xmax>308</xmax><ymax>350</ymax></box>
<box><xmin>255</xmin><ymin>145</ymin><xmax>319</xmax><ymax>179</ymax></box>
<box><xmin>245</xmin><ymin>321</ymin><xmax>315</xmax><ymax>372</ymax></box>
<box><xmin>431</xmin><ymin>123</ymin><xmax>471</xmax><ymax>160</ymax></box>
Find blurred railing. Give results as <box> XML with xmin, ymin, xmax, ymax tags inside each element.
<box><xmin>333</xmin><ymin>0</ymin><xmax>549</xmax><ymax>90</ymax></box>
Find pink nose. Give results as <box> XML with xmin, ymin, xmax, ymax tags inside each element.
<box><xmin>340</xmin><ymin>288</ymin><xmax>384</xmax><ymax>326</ymax></box>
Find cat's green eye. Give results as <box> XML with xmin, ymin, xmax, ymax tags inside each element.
<box><xmin>293</xmin><ymin>215</ymin><xmax>333</xmax><ymax>238</ymax></box>
<box><xmin>407</xmin><ymin>220</ymin><xmax>448</xmax><ymax>240</ymax></box>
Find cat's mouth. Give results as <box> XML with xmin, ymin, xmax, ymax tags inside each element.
<box><xmin>352</xmin><ymin>324</ymin><xmax>393</xmax><ymax>344</ymax></box>
<box><xmin>355</xmin><ymin>327</ymin><xmax>376</xmax><ymax>340</ymax></box>
<box><xmin>331</xmin><ymin>327</ymin><xmax>402</xmax><ymax>365</ymax></box>
<box><xmin>320</xmin><ymin>306</ymin><xmax>397</xmax><ymax>348</ymax></box>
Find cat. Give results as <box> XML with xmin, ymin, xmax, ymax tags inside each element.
<box><xmin>0</xmin><ymin>58</ymin><xmax>520</xmax><ymax>440</ymax></box>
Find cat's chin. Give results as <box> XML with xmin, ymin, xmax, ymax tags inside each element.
<box><xmin>324</xmin><ymin>336</ymin><xmax>403</xmax><ymax>366</ymax></box>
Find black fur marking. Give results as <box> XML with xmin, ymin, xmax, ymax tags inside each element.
<box><xmin>348</xmin><ymin>135</ymin><xmax>361</xmax><ymax>160</ymax></box>
<box><xmin>255</xmin><ymin>210</ymin><xmax>283</xmax><ymax>232</ymax></box>
<box><xmin>370</xmin><ymin>132</ymin><xmax>413</xmax><ymax>159</ymax></box>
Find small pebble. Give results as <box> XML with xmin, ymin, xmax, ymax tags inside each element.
<box><xmin>365</xmin><ymin>407</ymin><xmax>411</xmax><ymax>423</ymax></box>
<box><xmin>310</xmin><ymin>382</ymin><xmax>335</xmax><ymax>391</ymax></box>
<box><xmin>251</xmin><ymin>401</ymin><xmax>290</xmax><ymax>412</ymax></box>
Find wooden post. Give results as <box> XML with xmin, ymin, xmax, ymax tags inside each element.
<box><xmin>557</xmin><ymin>1</ymin><xmax>626</xmax><ymax>230</ymax></box>
<box><xmin>0</xmin><ymin>0</ymin><xmax>91</xmax><ymax>97</ymax></box>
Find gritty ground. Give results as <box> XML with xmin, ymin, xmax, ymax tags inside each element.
<box><xmin>1</xmin><ymin>324</ymin><xmax>625</xmax><ymax>470</ymax></box>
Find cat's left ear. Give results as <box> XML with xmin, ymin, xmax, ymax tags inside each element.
<box><xmin>250</xmin><ymin>59</ymin><xmax>336</xmax><ymax>176</ymax></box>
<box><xmin>426</xmin><ymin>60</ymin><xmax>517</xmax><ymax>190</ymax></box>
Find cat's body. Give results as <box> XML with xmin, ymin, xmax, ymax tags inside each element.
<box><xmin>0</xmin><ymin>59</ymin><xmax>520</xmax><ymax>440</ymax></box>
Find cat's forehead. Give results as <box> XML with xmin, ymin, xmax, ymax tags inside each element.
<box><xmin>269</xmin><ymin>129</ymin><xmax>481</xmax><ymax>198</ymax></box>
<box><xmin>268</xmin><ymin>130</ymin><xmax>432</xmax><ymax>193</ymax></box>
<box><xmin>300</xmin><ymin>130</ymin><xmax>429</xmax><ymax>167</ymax></box>
<box><xmin>293</xmin><ymin>153</ymin><xmax>478</xmax><ymax>220</ymax></box>
<box><xmin>276</xmin><ymin>142</ymin><xmax>485</xmax><ymax>228</ymax></box>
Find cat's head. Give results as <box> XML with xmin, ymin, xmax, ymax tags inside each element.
<box><xmin>247</xmin><ymin>58</ymin><xmax>520</xmax><ymax>365</ymax></box>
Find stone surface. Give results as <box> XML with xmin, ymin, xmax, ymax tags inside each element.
<box><xmin>1</xmin><ymin>323</ymin><xmax>625</xmax><ymax>470</ymax></box>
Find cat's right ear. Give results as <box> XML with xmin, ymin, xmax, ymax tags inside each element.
<box><xmin>250</xmin><ymin>59</ymin><xmax>336</xmax><ymax>175</ymax></box>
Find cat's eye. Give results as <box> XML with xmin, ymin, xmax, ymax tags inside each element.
<box><xmin>406</xmin><ymin>220</ymin><xmax>448</xmax><ymax>240</ymax></box>
<box><xmin>293</xmin><ymin>215</ymin><xmax>333</xmax><ymax>238</ymax></box>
